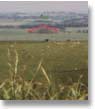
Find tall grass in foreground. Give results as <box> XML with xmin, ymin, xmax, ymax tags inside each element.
<box><xmin>0</xmin><ymin>44</ymin><xmax>88</xmax><ymax>100</ymax></box>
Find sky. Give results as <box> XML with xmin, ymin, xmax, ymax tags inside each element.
<box><xmin>0</xmin><ymin>1</ymin><xmax>88</xmax><ymax>13</ymax></box>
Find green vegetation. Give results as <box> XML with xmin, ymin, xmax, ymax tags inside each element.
<box><xmin>0</xmin><ymin>41</ymin><xmax>88</xmax><ymax>100</ymax></box>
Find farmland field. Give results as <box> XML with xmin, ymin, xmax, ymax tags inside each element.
<box><xmin>0</xmin><ymin>41</ymin><xmax>88</xmax><ymax>81</ymax></box>
<box><xmin>0</xmin><ymin>33</ymin><xmax>88</xmax><ymax>100</ymax></box>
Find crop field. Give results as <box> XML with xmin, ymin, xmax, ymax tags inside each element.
<box><xmin>0</xmin><ymin>40</ymin><xmax>88</xmax><ymax>100</ymax></box>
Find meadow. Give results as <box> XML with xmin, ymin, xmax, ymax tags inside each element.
<box><xmin>0</xmin><ymin>40</ymin><xmax>88</xmax><ymax>100</ymax></box>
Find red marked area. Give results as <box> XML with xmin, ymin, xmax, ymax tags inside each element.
<box><xmin>27</xmin><ymin>24</ymin><xmax>59</xmax><ymax>33</ymax></box>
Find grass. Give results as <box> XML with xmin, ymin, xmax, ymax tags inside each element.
<box><xmin>0</xmin><ymin>29</ymin><xmax>88</xmax><ymax>41</ymax></box>
<box><xmin>0</xmin><ymin>41</ymin><xmax>88</xmax><ymax>100</ymax></box>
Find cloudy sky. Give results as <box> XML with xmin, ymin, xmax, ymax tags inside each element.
<box><xmin>0</xmin><ymin>1</ymin><xmax>88</xmax><ymax>13</ymax></box>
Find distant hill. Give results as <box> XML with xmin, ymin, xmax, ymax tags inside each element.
<box><xmin>0</xmin><ymin>11</ymin><xmax>88</xmax><ymax>27</ymax></box>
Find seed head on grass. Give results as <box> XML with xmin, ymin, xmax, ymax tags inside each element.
<box><xmin>14</xmin><ymin>48</ymin><xmax>19</xmax><ymax>75</ymax></box>
<box><xmin>41</xmin><ymin>65</ymin><xmax>51</xmax><ymax>85</ymax></box>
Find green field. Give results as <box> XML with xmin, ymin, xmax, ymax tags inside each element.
<box><xmin>0</xmin><ymin>40</ymin><xmax>88</xmax><ymax>100</ymax></box>
<box><xmin>0</xmin><ymin>41</ymin><xmax>88</xmax><ymax>80</ymax></box>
